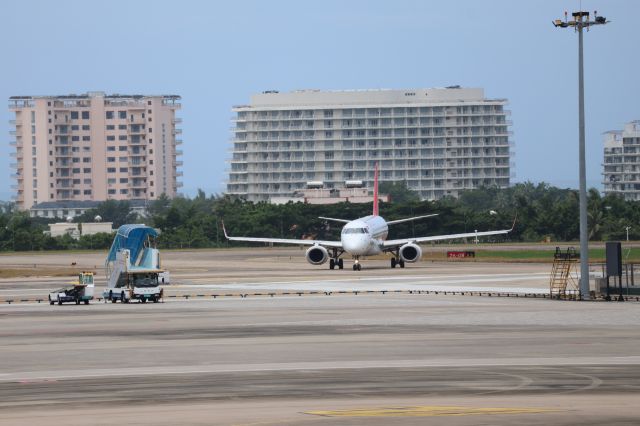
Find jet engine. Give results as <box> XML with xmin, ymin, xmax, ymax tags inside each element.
<box><xmin>399</xmin><ymin>243</ymin><xmax>422</xmax><ymax>263</ymax></box>
<box><xmin>306</xmin><ymin>245</ymin><xmax>329</xmax><ymax>265</ymax></box>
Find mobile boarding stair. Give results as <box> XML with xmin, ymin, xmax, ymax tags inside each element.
<box><xmin>104</xmin><ymin>224</ymin><xmax>165</xmax><ymax>303</ymax></box>
<box><xmin>550</xmin><ymin>247</ymin><xmax>579</xmax><ymax>298</ymax></box>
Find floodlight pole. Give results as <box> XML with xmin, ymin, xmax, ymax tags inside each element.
<box><xmin>553</xmin><ymin>11</ymin><xmax>608</xmax><ymax>300</ymax></box>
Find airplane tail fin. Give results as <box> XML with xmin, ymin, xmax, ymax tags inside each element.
<box><xmin>373</xmin><ymin>162</ymin><xmax>379</xmax><ymax>216</ymax></box>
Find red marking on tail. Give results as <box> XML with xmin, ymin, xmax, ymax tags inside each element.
<box><xmin>373</xmin><ymin>162</ymin><xmax>379</xmax><ymax>216</ymax></box>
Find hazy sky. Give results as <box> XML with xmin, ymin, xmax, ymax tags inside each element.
<box><xmin>1</xmin><ymin>0</ymin><xmax>638</xmax><ymax>200</ymax></box>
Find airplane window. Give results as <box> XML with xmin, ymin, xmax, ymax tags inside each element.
<box><xmin>342</xmin><ymin>228</ymin><xmax>368</xmax><ymax>234</ymax></box>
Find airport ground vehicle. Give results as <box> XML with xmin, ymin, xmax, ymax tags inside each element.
<box><xmin>48</xmin><ymin>272</ymin><xmax>95</xmax><ymax>305</ymax></box>
<box><xmin>103</xmin><ymin>224</ymin><xmax>165</xmax><ymax>303</ymax></box>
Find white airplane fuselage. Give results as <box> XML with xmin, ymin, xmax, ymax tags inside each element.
<box><xmin>340</xmin><ymin>215</ymin><xmax>388</xmax><ymax>256</ymax></box>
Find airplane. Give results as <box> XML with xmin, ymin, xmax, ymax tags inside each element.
<box><xmin>222</xmin><ymin>165</ymin><xmax>514</xmax><ymax>271</ymax></box>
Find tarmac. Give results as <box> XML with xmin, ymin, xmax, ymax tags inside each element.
<box><xmin>1</xmin><ymin>248</ymin><xmax>639</xmax><ymax>425</ymax></box>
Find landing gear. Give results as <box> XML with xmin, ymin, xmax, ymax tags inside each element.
<box><xmin>391</xmin><ymin>249</ymin><xmax>405</xmax><ymax>269</ymax></box>
<box><xmin>352</xmin><ymin>258</ymin><xmax>362</xmax><ymax>271</ymax></box>
<box><xmin>329</xmin><ymin>248</ymin><xmax>345</xmax><ymax>270</ymax></box>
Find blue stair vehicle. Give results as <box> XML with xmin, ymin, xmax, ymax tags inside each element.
<box><xmin>103</xmin><ymin>224</ymin><xmax>165</xmax><ymax>303</ymax></box>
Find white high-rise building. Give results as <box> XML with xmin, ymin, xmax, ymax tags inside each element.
<box><xmin>603</xmin><ymin>120</ymin><xmax>640</xmax><ymax>201</ymax></box>
<box><xmin>227</xmin><ymin>87</ymin><xmax>513</xmax><ymax>202</ymax></box>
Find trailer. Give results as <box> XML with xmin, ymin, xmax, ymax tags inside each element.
<box><xmin>49</xmin><ymin>272</ymin><xmax>95</xmax><ymax>305</ymax></box>
<box><xmin>103</xmin><ymin>224</ymin><xmax>165</xmax><ymax>303</ymax></box>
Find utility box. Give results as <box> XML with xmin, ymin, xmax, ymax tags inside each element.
<box><xmin>606</xmin><ymin>241</ymin><xmax>622</xmax><ymax>277</ymax></box>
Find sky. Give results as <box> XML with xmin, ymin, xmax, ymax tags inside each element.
<box><xmin>1</xmin><ymin>0</ymin><xmax>638</xmax><ymax>201</ymax></box>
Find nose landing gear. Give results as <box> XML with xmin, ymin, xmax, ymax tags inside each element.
<box><xmin>352</xmin><ymin>257</ymin><xmax>362</xmax><ymax>271</ymax></box>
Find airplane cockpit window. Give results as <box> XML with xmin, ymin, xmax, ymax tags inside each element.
<box><xmin>342</xmin><ymin>228</ymin><xmax>368</xmax><ymax>234</ymax></box>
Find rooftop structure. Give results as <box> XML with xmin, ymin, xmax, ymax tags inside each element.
<box><xmin>227</xmin><ymin>87</ymin><xmax>513</xmax><ymax>202</ymax></box>
<box><xmin>8</xmin><ymin>92</ymin><xmax>183</xmax><ymax>211</ymax></box>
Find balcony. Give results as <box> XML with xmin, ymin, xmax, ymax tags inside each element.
<box><xmin>176</xmin><ymin>171</ymin><xmax>183</xmax><ymax>177</ymax></box>
<box><xmin>176</xmin><ymin>181</ymin><xmax>184</xmax><ymax>188</ymax></box>
<box><xmin>174</xmin><ymin>160</ymin><xmax>183</xmax><ymax>167</ymax></box>
<box><xmin>175</xmin><ymin>149</ymin><xmax>183</xmax><ymax>156</ymax></box>
<box><xmin>9</xmin><ymin>130</ymin><xmax>17</xmax><ymax>136</ymax></box>
<box><xmin>173</xmin><ymin>128</ymin><xmax>182</xmax><ymax>135</ymax></box>
<box><xmin>175</xmin><ymin>139</ymin><xmax>183</xmax><ymax>145</ymax></box>
<box><xmin>173</xmin><ymin>117</ymin><xmax>182</xmax><ymax>124</ymax></box>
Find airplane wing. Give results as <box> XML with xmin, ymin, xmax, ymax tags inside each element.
<box><xmin>222</xmin><ymin>221</ymin><xmax>342</xmax><ymax>248</ymax></box>
<box><xmin>318</xmin><ymin>216</ymin><xmax>350</xmax><ymax>224</ymax></box>
<box><xmin>386</xmin><ymin>213</ymin><xmax>439</xmax><ymax>225</ymax></box>
<box><xmin>382</xmin><ymin>228</ymin><xmax>511</xmax><ymax>248</ymax></box>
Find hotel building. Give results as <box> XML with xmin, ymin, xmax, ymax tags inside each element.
<box><xmin>227</xmin><ymin>87</ymin><xmax>513</xmax><ymax>202</ymax></box>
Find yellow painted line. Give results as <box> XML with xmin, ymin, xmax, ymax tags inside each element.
<box><xmin>305</xmin><ymin>405</ymin><xmax>560</xmax><ymax>417</ymax></box>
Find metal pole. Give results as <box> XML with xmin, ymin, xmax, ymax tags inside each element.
<box><xmin>577</xmin><ymin>23</ymin><xmax>590</xmax><ymax>300</ymax></box>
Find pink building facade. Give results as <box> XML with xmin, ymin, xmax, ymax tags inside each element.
<box><xmin>9</xmin><ymin>92</ymin><xmax>182</xmax><ymax>211</ymax></box>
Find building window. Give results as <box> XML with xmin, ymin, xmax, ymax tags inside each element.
<box><xmin>81</xmin><ymin>111</ymin><xmax>89</xmax><ymax>119</ymax></box>
<box><xmin>108</xmin><ymin>189</ymin><xmax>116</xmax><ymax>195</ymax></box>
<box><xmin>83</xmin><ymin>179</ymin><xmax>91</xmax><ymax>184</ymax></box>
<box><xmin>120</xmin><ymin>189</ymin><xmax>128</xmax><ymax>194</ymax></box>
<box><xmin>106</xmin><ymin>111</ymin><xmax>114</xmax><ymax>119</ymax></box>
<box><xmin>83</xmin><ymin>168</ymin><xmax>91</xmax><ymax>173</ymax></box>
<box><xmin>107</xmin><ymin>146</ymin><xmax>115</xmax><ymax>152</ymax></box>
<box><xmin>120</xmin><ymin>178</ymin><xmax>128</xmax><ymax>183</ymax></box>
<box><xmin>119</xmin><ymin>167</ymin><xmax>128</xmax><ymax>173</ymax></box>
<box><xmin>118</xmin><ymin>135</ymin><xmax>127</xmax><ymax>141</ymax></box>
<box><xmin>82</xmin><ymin>125</ymin><xmax>90</xmax><ymax>130</ymax></box>
<box><xmin>119</xmin><ymin>124</ymin><xmax>127</xmax><ymax>130</ymax></box>
<box><xmin>118</xmin><ymin>146</ymin><xmax>127</xmax><ymax>151</ymax></box>
<box><xmin>107</xmin><ymin>167</ymin><xmax>116</xmax><ymax>173</ymax></box>
<box><xmin>82</xmin><ymin>157</ymin><xmax>91</xmax><ymax>163</ymax></box>
<box><xmin>107</xmin><ymin>157</ymin><xmax>116</xmax><ymax>162</ymax></box>
<box><xmin>106</xmin><ymin>125</ymin><xmax>115</xmax><ymax>130</ymax></box>
<box><xmin>147</xmin><ymin>100</ymin><xmax>152</xmax><ymax>105</ymax></box>
<box><xmin>72</xmin><ymin>136</ymin><xmax>80</xmax><ymax>141</ymax></box>
<box><xmin>83</xmin><ymin>189</ymin><xmax>91</xmax><ymax>195</ymax></box>
<box><xmin>118</xmin><ymin>111</ymin><xmax>126</xmax><ymax>119</ymax></box>
<box><xmin>107</xmin><ymin>135</ymin><xmax>115</xmax><ymax>141</ymax></box>
<box><xmin>82</xmin><ymin>136</ymin><xmax>90</xmax><ymax>141</ymax></box>
<box><xmin>70</xmin><ymin>111</ymin><xmax>79</xmax><ymax>119</ymax></box>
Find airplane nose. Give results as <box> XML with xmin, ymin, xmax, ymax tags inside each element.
<box><xmin>342</xmin><ymin>236</ymin><xmax>368</xmax><ymax>255</ymax></box>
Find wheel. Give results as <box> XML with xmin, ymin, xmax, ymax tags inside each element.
<box><xmin>399</xmin><ymin>260</ymin><xmax>405</xmax><ymax>268</ymax></box>
<box><xmin>152</xmin><ymin>296</ymin><xmax>159</xmax><ymax>303</ymax></box>
<box><xmin>120</xmin><ymin>292</ymin><xmax>126</xmax><ymax>303</ymax></box>
<box><xmin>338</xmin><ymin>259</ymin><xmax>344</xmax><ymax>269</ymax></box>
<box><xmin>357</xmin><ymin>263</ymin><xmax>362</xmax><ymax>271</ymax></box>
<box><xmin>57</xmin><ymin>296</ymin><xmax>62</xmax><ymax>306</ymax></box>
<box><xmin>391</xmin><ymin>258</ymin><xmax>396</xmax><ymax>268</ymax></box>
<box><xmin>49</xmin><ymin>296</ymin><xmax>54</xmax><ymax>306</ymax></box>
<box><xmin>75</xmin><ymin>298</ymin><xmax>80</xmax><ymax>305</ymax></box>
<box><xmin>84</xmin><ymin>300</ymin><xmax>89</xmax><ymax>305</ymax></box>
<box><xmin>141</xmin><ymin>297</ymin><xmax>147</xmax><ymax>303</ymax></box>
<box><xmin>352</xmin><ymin>264</ymin><xmax>357</xmax><ymax>271</ymax></box>
<box><xmin>329</xmin><ymin>259</ymin><xmax>335</xmax><ymax>270</ymax></box>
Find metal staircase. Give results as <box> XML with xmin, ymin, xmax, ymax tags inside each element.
<box><xmin>550</xmin><ymin>247</ymin><xmax>579</xmax><ymax>297</ymax></box>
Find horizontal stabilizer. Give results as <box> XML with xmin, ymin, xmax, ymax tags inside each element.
<box><xmin>318</xmin><ymin>216</ymin><xmax>351</xmax><ymax>224</ymax></box>
<box><xmin>386</xmin><ymin>214</ymin><xmax>438</xmax><ymax>226</ymax></box>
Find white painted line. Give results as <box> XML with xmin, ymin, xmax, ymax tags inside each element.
<box><xmin>3</xmin><ymin>356</ymin><xmax>640</xmax><ymax>382</ymax></box>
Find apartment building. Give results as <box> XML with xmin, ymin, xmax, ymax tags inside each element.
<box><xmin>227</xmin><ymin>87</ymin><xmax>513</xmax><ymax>202</ymax></box>
<box><xmin>8</xmin><ymin>92</ymin><xmax>183</xmax><ymax>211</ymax></box>
<box><xmin>603</xmin><ymin>120</ymin><xmax>640</xmax><ymax>201</ymax></box>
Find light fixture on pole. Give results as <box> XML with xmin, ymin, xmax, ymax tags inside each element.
<box><xmin>553</xmin><ymin>10</ymin><xmax>608</xmax><ymax>300</ymax></box>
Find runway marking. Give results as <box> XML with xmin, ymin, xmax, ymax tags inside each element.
<box><xmin>2</xmin><ymin>357</ymin><xmax>639</xmax><ymax>383</ymax></box>
<box><xmin>305</xmin><ymin>405</ymin><xmax>560</xmax><ymax>417</ymax></box>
